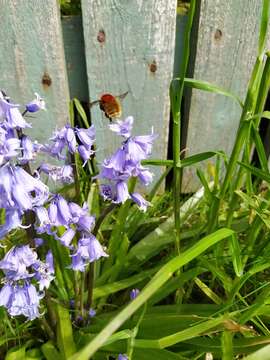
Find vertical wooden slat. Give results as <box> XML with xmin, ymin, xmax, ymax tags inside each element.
<box><xmin>183</xmin><ymin>0</ymin><xmax>268</xmax><ymax>192</ymax></box>
<box><xmin>0</xmin><ymin>0</ymin><xmax>69</xmax><ymax>144</ymax></box>
<box><xmin>81</xmin><ymin>0</ymin><xmax>177</xmax><ymax>180</ymax></box>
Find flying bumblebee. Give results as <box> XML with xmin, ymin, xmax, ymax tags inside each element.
<box><xmin>89</xmin><ymin>91</ymin><xmax>128</xmax><ymax>122</ymax></box>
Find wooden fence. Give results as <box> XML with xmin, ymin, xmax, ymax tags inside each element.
<box><xmin>0</xmin><ymin>0</ymin><xmax>267</xmax><ymax>191</ymax></box>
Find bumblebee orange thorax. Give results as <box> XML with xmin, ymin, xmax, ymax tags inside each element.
<box><xmin>100</xmin><ymin>94</ymin><xmax>116</xmax><ymax>103</ymax></box>
<box><xmin>100</xmin><ymin>94</ymin><xmax>122</xmax><ymax>118</ymax></box>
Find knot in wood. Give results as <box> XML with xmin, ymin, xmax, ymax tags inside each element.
<box><xmin>42</xmin><ymin>72</ymin><xmax>52</xmax><ymax>88</ymax></box>
<box><xmin>214</xmin><ymin>29</ymin><xmax>222</xmax><ymax>40</ymax></box>
<box><xmin>149</xmin><ymin>60</ymin><xmax>157</xmax><ymax>73</ymax></box>
<box><xmin>97</xmin><ymin>29</ymin><xmax>106</xmax><ymax>43</ymax></box>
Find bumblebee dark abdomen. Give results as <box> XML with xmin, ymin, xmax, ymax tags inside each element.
<box><xmin>102</xmin><ymin>99</ymin><xmax>122</xmax><ymax>118</ymax></box>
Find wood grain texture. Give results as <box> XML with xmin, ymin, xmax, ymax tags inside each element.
<box><xmin>182</xmin><ymin>0</ymin><xmax>269</xmax><ymax>192</ymax></box>
<box><xmin>0</xmin><ymin>0</ymin><xmax>70</xmax><ymax>144</ymax></box>
<box><xmin>81</xmin><ymin>0</ymin><xmax>177</xmax><ymax>181</ymax></box>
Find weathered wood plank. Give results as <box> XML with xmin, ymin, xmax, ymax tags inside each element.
<box><xmin>81</xmin><ymin>0</ymin><xmax>177</xmax><ymax>181</ymax></box>
<box><xmin>183</xmin><ymin>0</ymin><xmax>268</xmax><ymax>192</ymax></box>
<box><xmin>0</xmin><ymin>0</ymin><xmax>70</xmax><ymax>144</ymax></box>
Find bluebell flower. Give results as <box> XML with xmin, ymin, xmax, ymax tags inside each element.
<box><xmin>44</xmin><ymin>124</ymin><xmax>95</xmax><ymax>164</ymax></box>
<box><xmin>115</xmin><ymin>181</ymin><xmax>130</xmax><ymax>203</ymax></box>
<box><xmin>0</xmin><ymin>246</ymin><xmax>53</xmax><ymax>320</ymax></box>
<box><xmin>19</xmin><ymin>135</ymin><xmax>41</xmax><ymax>164</ymax></box>
<box><xmin>48</xmin><ymin>195</ymin><xmax>72</xmax><ymax>227</ymax></box>
<box><xmin>89</xmin><ymin>308</ymin><xmax>96</xmax><ymax>318</ymax></box>
<box><xmin>109</xmin><ymin>116</ymin><xmax>133</xmax><ymax>138</ymax></box>
<box><xmin>0</xmin><ymin>245</ymin><xmax>37</xmax><ymax>280</ymax></box>
<box><xmin>0</xmin><ymin>209</ymin><xmax>24</xmax><ymax>240</ymax></box>
<box><xmin>0</xmin><ymin>283</ymin><xmax>13</xmax><ymax>308</ymax></box>
<box><xmin>32</xmin><ymin>251</ymin><xmax>54</xmax><ymax>291</ymax></box>
<box><xmin>7</xmin><ymin>282</ymin><xmax>43</xmax><ymax>320</ymax></box>
<box><xmin>99</xmin><ymin>116</ymin><xmax>155</xmax><ymax>211</ymax></box>
<box><xmin>78</xmin><ymin>145</ymin><xmax>94</xmax><ymax>166</ymax></box>
<box><xmin>118</xmin><ymin>354</ymin><xmax>128</xmax><ymax>360</ymax></box>
<box><xmin>46</xmin><ymin>250</ymin><xmax>54</xmax><ymax>274</ymax></box>
<box><xmin>69</xmin><ymin>202</ymin><xmax>95</xmax><ymax>233</ymax></box>
<box><xmin>71</xmin><ymin>235</ymin><xmax>108</xmax><ymax>271</ymax></box>
<box><xmin>65</xmin><ymin>126</ymin><xmax>77</xmax><ymax>153</ymax></box>
<box><xmin>13</xmin><ymin>166</ymin><xmax>49</xmax><ymax>207</ymax></box>
<box><xmin>34</xmin><ymin>237</ymin><xmax>44</xmax><ymax>247</ymax></box>
<box><xmin>57</xmin><ymin>227</ymin><xmax>76</xmax><ymax>247</ymax></box>
<box><xmin>130</xmin><ymin>288</ymin><xmax>140</xmax><ymax>300</ymax></box>
<box><xmin>100</xmin><ymin>184</ymin><xmax>114</xmax><ymax>201</ymax></box>
<box><xmin>75</xmin><ymin>125</ymin><xmax>95</xmax><ymax>149</ymax></box>
<box><xmin>0</xmin><ymin>92</ymin><xmax>31</xmax><ymax>129</ymax></box>
<box><xmin>39</xmin><ymin>163</ymin><xmax>74</xmax><ymax>183</ymax></box>
<box><xmin>130</xmin><ymin>193</ymin><xmax>151</xmax><ymax>212</ymax></box>
<box><xmin>0</xmin><ymin>127</ymin><xmax>21</xmax><ymax>164</ymax></box>
<box><xmin>26</xmin><ymin>93</ymin><xmax>45</xmax><ymax>113</ymax></box>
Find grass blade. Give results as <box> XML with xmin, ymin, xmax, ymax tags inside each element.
<box><xmin>56</xmin><ymin>304</ymin><xmax>76</xmax><ymax>358</ymax></box>
<box><xmin>238</xmin><ymin>162</ymin><xmax>270</xmax><ymax>182</ymax></box>
<box><xmin>70</xmin><ymin>228</ymin><xmax>234</xmax><ymax>359</ymax></box>
<box><xmin>244</xmin><ymin>344</ymin><xmax>270</xmax><ymax>360</ymax></box>
<box><xmin>258</xmin><ymin>0</ymin><xmax>270</xmax><ymax>55</ymax></box>
<box><xmin>73</xmin><ymin>98</ymin><xmax>90</xmax><ymax>128</ymax></box>
<box><xmin>181</xmin><ymin>78</ymin><xmax>244</xmax><ymax>108</ymax></box>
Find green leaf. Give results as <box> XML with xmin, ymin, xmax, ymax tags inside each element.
<box><xmin>258</xmin><ymin>0</ymin><xmax>270</xmax><ymax>55</ymax></box>
<box><xmin>251</xmin><ymin>124</ymin><xmax>269</xmax><ymax>172</ymax></box>
<box><xmin>70</xmin><ymin>228</ymin><xmax>234</xmax><ymax>359</ymax></box>
<box><xmin>244</xmin><ymin>344</ymin><xmax>270</xmax><ymax>360</ymax></box>
<box><xmin>222</xmin><ymin>331</ymin><xmax>233</xmax><ymax>360</ymax></box>
<box><xmin>229</xmin><ymin>233</ymin><xmax>243</xmax><ymax>277</ymax></box>
<box><xmin>142</xmin><ymin>159</ymin><xmax>173</xmax><ymax>167</ymax></box>
<box><xmin>196</xmin><ymin>169</ymin><xmax>212</xmax><ymax>202</ymax></box>
<box><xmin>25</xmin><ymin>348</ymin><xmax>43</xmax><ymax>360</ymax></box>
<box><xmin>180</xmin><ymin>78</ymin><xmax>244</xmax><ymax>108</ymax></box>
<box><xmin>238</xmin><ymin>162</ymin><xmax>270</xmax><ymax>183</ymax></box>
<box><xmin>5</xmin><ymin>346</ymin><xmax>26</xmax><ymax>360</ymax></box>
<box><xmin>73</xmin><ymin>98</ymin><xmax>90</xmax><ymax>128</ymax></box>
<box><xmin>56</xmin><ymin>304</ymin><xmax>76</xmax><ymax>358</ymax></box>
<box><xmin>41</xmin><ymin>341</ymin><xmax>62</xmax><ymax>360</ymax></box>
<box><xmin>133</xmin><ymin>348</ymin><xmax>183</xmax><ymax>359</ymax></box>
<box><xmin>180</xmin><ymin>151</ymin><xmax>217</xmax><ymax>168</ymax></box>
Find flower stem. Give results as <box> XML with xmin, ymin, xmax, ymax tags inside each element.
<box><xmin>86</xmin><ymin>203</ymin><xmax>116</xmax><ymax>310</ymax></box>
<box><xmin>40</xmin><ymin>317</ymin><xmax>55</xmax><ymax>340</ymax></box>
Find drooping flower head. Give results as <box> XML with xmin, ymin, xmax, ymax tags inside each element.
<box><xmin>0</xmin><ymin>245</ymin><xmax>54</xmax><ymax>320</ymax></box>
<box><xmin>43</xmin><ymin>124</ymin><xmax>95</xmax><ymax>165</ymax></box>
<box><xmin>26</xmin><ymin>93</ymin><xmax>46</xmax><ymax>113</ymax></box>
<box><xmin>99</xmin><ymin>116</ymin><xmax>156</xmax><ymax>211</ymax></box>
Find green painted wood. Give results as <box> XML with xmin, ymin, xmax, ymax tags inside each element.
<box><xmin>182</xmin><ymin>0</ymin><xmax>268</xmax><ymax>192</ymax></box>
<box><xmin>62</xmin><ymin>15</ymin><xmax>89</xmax><ymax>101</ymax></box>
<box><xmin>81</xmin><ymin>0</ymin><xmax>177</xmax><ymax>181</ymax></box>
<box><xmin>0</xmin><ymin>0</ymin><xmax>70</xmax><ymax>145</ymax></box>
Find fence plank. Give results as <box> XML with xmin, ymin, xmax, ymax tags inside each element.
<box><xmin>0</xmin><ymin>0</ymin><xmax>69</xmax><ymax>145</ymax></box>
<box><xmin>182</xmin><ymin>0</ymin><xmax>267</xmax><ymax>192</ymax></box>
<box><xmin>81</xmin><ymin>0</ymin><xmax>177</xmax><ymax>181</ymax></box>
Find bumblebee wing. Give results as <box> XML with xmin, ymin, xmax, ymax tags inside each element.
<box><xmin>89</xmin><ymin>99</ymin><xmax>100</xmax><ymax>108</ymax></box>
<box><xmin>117</xmin><ymin>91</ymin><xmax>129</xmax><ymax>100</ymax></box>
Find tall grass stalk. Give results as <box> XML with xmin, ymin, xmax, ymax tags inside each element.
<box><xmin>171</xmin><ymin>0</ymin><xmax>196</xmax><ymax>256</ymax></box>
